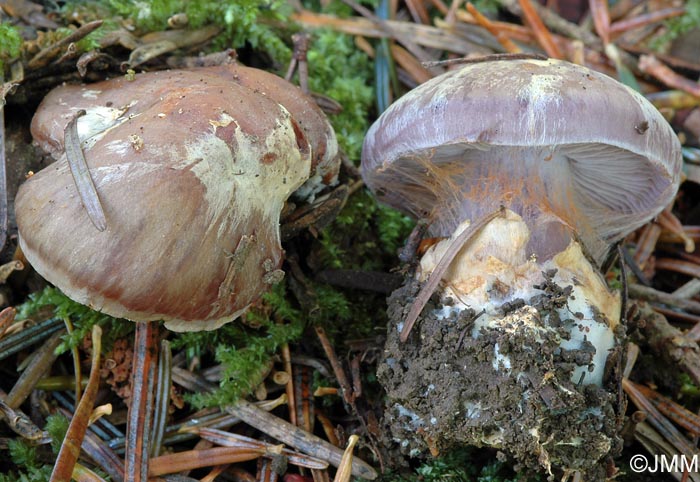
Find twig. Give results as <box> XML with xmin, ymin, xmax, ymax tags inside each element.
<box><xmin>195</xmin><ymin>428</ymin><xmax>329</xmax><ymax>469</ymax></box>
<box><xmin>623</xmin><ymin>378</ymin><xmax>698</xmax><ymax>456</ymax></box>
<box><xmin>285</xmin><ymin>32</ymin><xmax>311</xmax><ymax>94</ymax></box>
<box><xmin>628</xmin><ymin>284</ymin><xmax>700</xmax><ymax>315</ymax></box>
<box><xmin>517</xmin><ymin>0</ymin><xmax>562</xmax><ymax>58</ymax></box>
<box><xmin>465</xmin><ymin>2</ymin><xmax>521</xmax><ymax>53</ymax></box>
<box><xmin>150</xmin><ymin>339</ymin><xmax>172</xmax><ymax>457</ymax></box>
<box><xmin>28</xmin><ymin>20</ymin><xmax>103</xmax><ymax>69</ymax></box>
<box><xmin>50</xmin><ymin>325</ymin><xmax>102</xmax><ymax>482</ymax></box>
<box><xmin>338</xmin><ymin>0</ymin><xmax>440</xmax><ymax>73</ymax></box>
<box><xmin>292</xmin><ymin>11</ymin><xmax>477</xmax><ymax>55</ymax></box>
<box><xmin>125</xmin><ymin>322</ymin><xmax>159</xmax><ymax>482</ymax></box>
<box><xmin>227</xmin><ymin>400</ymin><xmax>378</xmax><ymax>480</ymax></box>
<box><xmin>631</xmin><ymin>302</ymin><xmax>700</xmax><ymax>387</ymax></box>
<box><xmin>422</xmin><ymin>52</ymin><xmax>546</xmax><ymax>68</ymax></box>
<box><xmin>609</xmin><ymin>7</ymin><xmax>686</xmax><ymax>37</ymax></box>
<box><xmin>315</xmin><ymin>326</ymin><xmax>355</xmax><ymax>405</ymax></box>
<box><xmin>588</xmin><ymin>0</ymin><xmax>611</xmax><ymax>45</ymax></box>
<box><xmin>81</xmin><ymin>431</ymin><xmax>125</xmax><ymax>482</ymax></box>
<box><xmin>502</xmin><ymin>0</ymin><xmax>600</xmax><ymax>46</ymax></box>
<box><xmin>0</xmin><ymin>307</ymin><xmax>15</xmax><ymax>339</ymax></box>
<box><xmin>0</xmin><ymin>100</ymin><xmax>6</xmax><ymax>251</ymax></box>
<box><xmin>64</xmin><ymin>110</ymin><xmax>107</xmax><ymax>232</ymax></box>
<box><xmin>0</xmin><ymin>394</ymin><xmax>46</xmax><ymax>441</ymax></box>
<box><xmin>400</xmin><ymin>208</ymin><xmax>503</xmax><ymax>342</ymax></box>
<box><xmin>0</xmin><ymin>317</ymin><xmax>64</xmax><ymax>362</ymax></box>
<box><xmin>6</xmin><ymin>330</ymin><xmax>63</xmax><ymax>409</ymax></box>
<box><xmin>655</xmin><ymin>258</ymin><xmax>700</xmax><ymax>279</ymax></box>
<box><xmin>633</xmin><ymin>223</ymin><xmax>661</xmax><ymax>269</ymax></box>
<box><xmin>639</xmin><ymin>55</ymin><xmax>700</xmax><ymax>98</ymax></box>
<box><xmin>294</xmin><ymin>364</ymin><xmax>315</xmax><ymax>433</ymax></box>
<box><xmin>657</xmin><ymin>208</ymin><xmax>694</xmax><ymax>253</ymax></box>
<box><xmin>630</xmin><ymin>381</ymin><xmax>700</xmax><ymax>436</ymax></box>
<box><xmin>281</xmin><ymin>342</ymin><xmax>297</xmax><ymax>427</ymax></box>
<box><xmin>149</xmin><ymin>447</ymin><xmax>263</xmax><ymax>476</ymax></box>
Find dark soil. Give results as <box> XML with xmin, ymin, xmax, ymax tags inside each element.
<box><xmin>378</xmin><ymin>275</ymin><xmax>625</xmax><ymax>481</ymax></box>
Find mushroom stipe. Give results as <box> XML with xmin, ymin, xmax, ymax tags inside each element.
<box><xmin>362</xmin><ymin>58</ymin><xmax>682</xmax><ymax>478</ymax></box>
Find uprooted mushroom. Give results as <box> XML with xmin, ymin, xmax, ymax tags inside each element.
<box><xmin>15</xmin><ymin>63</ymin><xmax>340</xmax><ymax>476</ymax></box>
<box><xmin>361</xmin><ymin>58</ymin><xmax>681</xmax><ymax>478</ymax></box>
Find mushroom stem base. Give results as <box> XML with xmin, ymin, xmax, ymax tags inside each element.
<box><xmin>378</xmin><ymin>273</ymin><xmax>624</xmax><ymax>479</ymax></box>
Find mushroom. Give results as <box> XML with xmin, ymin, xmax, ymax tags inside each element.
<box><xmin>361</xmin><ymin>58</ymin><xmax>681</xmax><ymax>476</ymax></box>
<box><xmin>18</xmin><ymin>64</ymin><xmax>338</xmax><ymax>332</ymax></box>
<box><xmin>16</xmin><ymin>64</ymin><xmax>340</xmax><ymax>479</ymax></box>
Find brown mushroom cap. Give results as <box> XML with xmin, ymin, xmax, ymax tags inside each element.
<box><xmin>17</xmin><ymin>67</ymin><xmax>322</xmax><ymax>332</ymax></box>
<box><xmin>361</xmin><ymin>58</ymin><xmax>682</xmax><ymax>262</ymax></box>
<box><xmin>31</xmin><ymin>64</ymin><xmax>338</xmax><ymax>198</ymax></box>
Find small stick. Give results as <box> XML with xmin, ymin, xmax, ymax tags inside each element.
<box><xmin>316</xmin><ymin>411</ymin><xmax>341</xmax><ymax>447</ymax></box>
<box><xmin>125</xmin><ymin>322</ymin><xmax>159</xmax><ymax>482</ymax></box>
<box><xmin>64</xmin><ymin>110</ymin><xmax>107</xmax><ymax>232</ymax></box>
<box><xmin>0</xmin><ymin>100</ymin><xmax>6</xmax><ymax>251</ymax></box>
<box><xmin>0</xmin><ymin>307</ymin><xmax>16</xmax><ymax>339</ymax></box>
<box><xmin>628</xmin><ymin>284</ymin><xmax>700</xmax><ymax>315</ymax></box>
<box><xmin>422</xmin><ymin>52</ymin><xmax>546</xmax><ymax>68</ymax></box>
<box><xmin>633</xmin><ymin>302</ymin><xmax>700</xmax><ymax>387</ymax></box>
<box><xmin>588</xmin><ymin>0</ymin><xmax>611</xmax><ymax>45</ymax></box>
<box><xmin>657</xmin><ymin>209</ymin><xmax>694</xmax><ymax>253</ymax></box>
<box><xmin>81</xmin><ymin>430</ymin><xmax>125</xmax><ymax>481</ymax></box>
<box><xmin>28</xmin><ymin>20</ymin><xmax>103</xmax><ymax>69</ymax></box>
<box><xmin>0</xmin><ymin>396</ymin><xmax>46</xmax><ymax>441</ymax></box>
<box><xmin>150</xmin><ymin>339</ymin><xmax>172</xmax><ymax>457</ymax></box>
<box><xmin>623</xmin><ymin>378</ymin><xmax>697</xmax><ymax>456</ymax></box>
<box><xmin>50</xmin><ymin>325</ymin><xmax>102</xmax><ymax>482</ymax></box>
<box><xmin>62</xmin><ymin>316</ymin><xmax>83</xmax><ymax>403</ymax></box>
<box><xmin>656</xmin><ymin>258</ymin><xmax>700</xmax><ymax>279</ymax></box>
<box><xmin>400</xmin><ymin>208</ymin><xmax>503</xmax><ymax>342</ymax></box>
<box><xmin>315</xmin><ymin>326</ymin><xmax>355</xmax><ymax>404</ymax></box>
<box><xmin>630</xmin><ymin>381</ymin><xmax>700</xmax><ymax>436</ymax></box>
<box><xmin>517</xmin><ymin>0</ymin><xmax>563</xmax><ymax>59</ymax></box>
<box><xmin>6</xmin><ymin>330</ymin><xmax>63</xmax><ymax>409</ymax></box>
<box><xmin>227</xmin><ymin>400</ymin><xmax>378</xmax><ymax>480</ymax></box>
<box><xmin>148</xmin><ymin>447</ymin><xmax>263</xmax><ymax>476</ymax></box>
<box><xmin>466</xmin><ymin>2</ymin><xmax>521</xmax><ymax>53</ymax></box>
<box><xmin>195</xmin><ymin>427</ymin><xmax>329</xmax><ymax>469</ymax></box>
<box><xmin>639</xmin><ymin>55</ymin><xmax>700</xmax><ymax>98</ymax></box>
<box><xmin>294</xmin><ymin>364</ymin><xmax>315</xmax><ymax>433</ymax></box>
<box><xmin>281</xmin><ymin>343</ymin><xmax>297</xmax><ymax>426</ymax></box>
<box><xmin>295</xmin><ymin>33</ymin><xmax>311</xmax><ymax>94</ymax></box>
<box><xmin>609</xmin><ymin>7</ymin><xmax>685</xmax><ymax>37</ymax></box>
<box><xmin>0</xmin><ymin>260</ymin><xmax>23</xmax><ymax>283</ymax></box>
<box><xmin>633</xmin><ymin>223</ymin><xmax>661</xmax><ymax>269</ymax></box>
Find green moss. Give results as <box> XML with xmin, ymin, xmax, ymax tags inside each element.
<box><xmin>306</xmin><ymin>30</ymin><xmax>374</xmax><ymax>160</ymax></box>
<box><xmin>106</xmin><ymin>0</ymin><xmax>292</xmax><ymax>63</ymax></box>
<box><xmin>17</xmin><ymin>286</ymin><xmax>133</xmax><ymax>354</ymax></box>
<box><xmin>380</xmin><ymin>449</ymin><xmax>540</xmax><ymax>482</ymax></box>
<box><xmin>45</xmin><ymin>413</ymin><xmax>70</xmax><ymax>455</ymax></box>
<box><xmin>0</xmin><ymin>414</ymin><xmax>69</xmax><ymax>482</ymax></box>
<box><xmin>652</xmin><ymin>0</ymin><xmax>700</xmax><ymax>49</ymax></box>
<box><xmin>0</xmin><ymin>22</ymin><xmax>22</xmax><ymax>71</ymax></box>
<box><xmin>318</xmin><ymin>190</ymin><xmax>413</xmax><ymax>272</ymax></box>
<box><xmin>173</xmin><ymin>283</ymin><xmax>304</xmax><ymax>407</ymax></box>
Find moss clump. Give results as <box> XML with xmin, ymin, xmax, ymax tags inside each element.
<box><xmin>652</xmin><ymin>0</ymin><xmax>700</xmax><ymax>48</ymax></box>
<box><xmin>306</xmin><ymin>30</ymin><xmax>374</xmax><ymax>160</ymax></box>
<box><xmin>0</xmin><ymin>23</ymin><xmax>22</xmax><ymax>71</ymax></box>
<box><xmin>379</xmin><ymin>449</ymin><xmax>541</xmax><ymax>482</ymax></box>
<box><xmin>17</xmin><ymin>286</ymin><xmax>133</xmax><ymax>354</ymax></box>
<box><xmin>172</xmin><ymin>282</ymin><xmax>305</xmax><ymax>408</ymax></box>
<box><xmin>105</xmin><ymin>0</ymin><xmax>292</xmax><ymax>63</ymax></box>
<box><xmin>0</xmin><ymin>414</ymin><xmax>71</xmax><ymax>482</ymax></box>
